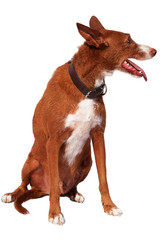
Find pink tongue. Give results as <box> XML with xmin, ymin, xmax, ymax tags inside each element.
<box><xmin>127</xmin><ymin>59</ymin><xmax>147</xmax><ymax>81</ymax></box>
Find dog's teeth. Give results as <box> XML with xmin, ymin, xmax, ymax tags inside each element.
<box><xmin>139</xmin><ymin>70</ymin><xmax>142</xmax><ymax>73</ymax></box>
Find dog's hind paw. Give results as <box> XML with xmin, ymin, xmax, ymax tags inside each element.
<box><xmin>1</xmin><ymin>194</ymin><xmax>13</xmax><ymax>203</ymax></box>
<box><xmin>49</xmin><ymin>213</ymin><xmax>65</xmax><ymax>226</ymax></box>
<box><xmin>69</xmin><ymin>192</ymin><xmax>85</xmax><ymax>203</ymax></box>
<box><xmin>74</xmin><ymin>193</ymin><xmax>85</xmax><ymax>203</ymax></box>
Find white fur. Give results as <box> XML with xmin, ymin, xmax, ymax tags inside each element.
<box><xmin>74</xmin><ymin>193</ymin><xmax>85</xmax><ymax>203</ymax></box>
<box><xmin>49</xmin><ymin>213</ymin><xmax>65</xmax><ymax>225</ymax></box>
<box><xmin>95</xmin><ymin>79</ymin><xmax>104</xmax><ymax>87</ymax></box>
<box><xmin>64</xmin><ymin>99</ymin><xmax>102</xmax><ymax>165</ymax></box>
<box><xmin>102</xmin><ymin>71</ymin><xmax>113</xmax><ymax>77</ymax></box>
<box><xmin>139</xmin><ymin>45</ymin><xmax>152</xmax><ymax>59</ymax></box>
<box><xmin>94</xmin><ymin>72</ymin><xmax>112</xmax><ymax>88</ymax></box>
<box><xmin>109</xmin><ymin>207</ymin><xmax>123</xmax><ymax>216</ymax></box>
<box><xmin>1</xmin><ymin>194</ymin><xmax>12</xmax><ymax>203</ymax></box>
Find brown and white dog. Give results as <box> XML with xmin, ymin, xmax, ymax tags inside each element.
<box><xmin>2</xmin><ymin>16</ymin><xmax>157</xmax><ymax>225</ymax></box>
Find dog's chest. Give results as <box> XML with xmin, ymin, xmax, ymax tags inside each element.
<box><xmin>64</xmin><ymin>99</ymin><xmax>102</xmax><ymax>165</ymax></box>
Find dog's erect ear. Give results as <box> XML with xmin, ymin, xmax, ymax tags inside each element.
<box><xmin>76</xmin><ymin>23</ymin><xmax>103</xmax><ymax>48</ymax></box>
<box><xmin>89</xmin><ymin>16</ymin><xmax>105</xmax><ymax>31</ymax></box>
<box><xmin>77</xmin><ymin>22</ymin><xmax>109</xmax><ymax>48</ymax></box>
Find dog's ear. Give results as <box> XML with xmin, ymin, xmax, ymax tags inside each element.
<box><xmin>89</xmin><ymin>16</ymin><xmax>105</xmax><ymax>31</ymax></box>
<box><xmin>76</xmin><ymin>23</ymin><xmax>103</xmax><ymax>48</ymax></box>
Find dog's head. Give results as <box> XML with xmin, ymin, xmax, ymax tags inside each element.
<box><xmin>77</xmin><ymin>16</ymin><xmax>157</xmax><ymax>81</ymax></box>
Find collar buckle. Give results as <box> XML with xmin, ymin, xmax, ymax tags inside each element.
<box><xmin>101</xmin><ymin>83</ymin><xmax>107</xmax><ymax>95</ymax></box>
<box><xmin>69</xmin><ymin>62</ymin><xmax>107</xmax><ymax>99</ymax></box>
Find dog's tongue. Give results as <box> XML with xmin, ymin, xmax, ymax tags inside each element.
<box><xmin>127</xmin><ymin>59</ymin><xmax>147</xmax><ymax>81</ymax></box>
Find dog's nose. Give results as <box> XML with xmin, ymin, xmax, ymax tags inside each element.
<box><xmin>150</xmin><ymin>48</ymin><xmax>157</xmax><ymax>57</ymax></box>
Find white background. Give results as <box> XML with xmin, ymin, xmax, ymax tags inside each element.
<box><xmin>0</xmin><ymin>0</ymin><xmax>159</xmax><ymax>239</ymax></box>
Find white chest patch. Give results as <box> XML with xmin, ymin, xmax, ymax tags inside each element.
<box><xmin>64</xmin><ymin>99</ymin><xmax>102</xmax><ymax>165</ymax></box>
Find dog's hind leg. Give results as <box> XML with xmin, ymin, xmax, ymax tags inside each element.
<box><xmin>1</xmin><ymin>184</ymin><xmax>26</xmax><ymax>203</ymax></box>
<box><xmin>1</xmin><ymin>156</ymin><xmax>40</xmax><ymax>204</ymax></box>
<box><xmin>66</xmin><ymin>154</ymin><xmax>92</xmax><ymax>203</ymax></box>
<box><xmin>66</xmin><ymin>186</ymin><xmax>85</xmax><ymax>203</ymax></box>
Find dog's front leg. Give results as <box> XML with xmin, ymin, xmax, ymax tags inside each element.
<box><xmin>46</xmin><ymin>137</ymin><xmax>65</xmax><ymax>225</ymax></box>
<box><xmin>91</xmin><ymin>129</ymin><xmax>122</xmax><ymax>216</ymax></box>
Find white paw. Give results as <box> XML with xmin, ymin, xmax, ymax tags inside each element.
<box><xmin>74</xmin><ymin>193</ymin><xmax>85</xmax><ymax>203</ymax></box>
<box><xmin>109</xmin><ymin>207</ymin><xmax>123</xmax><ymax>216</ymax></box>
<box><xmin>1</xmin><ymin>194</ymin><xmax>13</xmax><ymax>203</ymax></box>
<box><xmin>49</xmin><ymin>213</ymin><xmax>65</xmax><ymax>225</ymax></box>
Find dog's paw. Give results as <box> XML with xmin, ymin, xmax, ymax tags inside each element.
<box><xmin>70</xmin><ymin>193</ymin><xmax>85</xmax><ymax>203</ymax></box>
<box><xmin>49</xmin><ymin>213</ymin><xmax>65</xmax><ymax>226</ymax></box>
<box><xmin>1</xmin><ymin>194</ymin><xmax>13</xmax><ymax>203</ymax></box>
<box><xmin>74</xmin><ymin>193</ymin><xmax>85</xmax><ymax>203</ymax></box>
<box><xmin>109</xmin><ymin>207</ymin><xmax>123</xmax><ymax>216</ymax></box>
<box><xmin>103</xmin><ymin>204</ymin><xmax>123</xmax><ymax>216</ymax></box>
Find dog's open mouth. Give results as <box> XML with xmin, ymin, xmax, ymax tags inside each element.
<box><xmin>121</xmin><ymin>59</ymin><xmax>147</xmax><ymax>81</ymax></box>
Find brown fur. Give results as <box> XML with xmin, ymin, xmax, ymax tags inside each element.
<box><xmin>2</xmin><ymin>16</ymin><xmax>156</xmax><ymax>224</ymax></box>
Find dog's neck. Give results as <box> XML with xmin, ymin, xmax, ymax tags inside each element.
<box><xmin>72</xmin><ymin>44</ymin><xmax>105</xmax><ymax>90</ymax></box>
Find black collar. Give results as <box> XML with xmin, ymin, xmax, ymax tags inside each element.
<box><xmin>68</xmin><ymin>62</ymin><xmax>107</xmax><ymax>99</ymax></box>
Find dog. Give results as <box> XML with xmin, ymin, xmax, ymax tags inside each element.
<box><xmin>2</xmin><ymin>16</ymin><xmax>157</xmax><ymax>225</ymax></box>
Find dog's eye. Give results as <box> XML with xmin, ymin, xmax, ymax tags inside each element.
<box><xmin>127</xmin><ymin>36</ymin><xmax>131</xmax><ymax>43</ymax></box>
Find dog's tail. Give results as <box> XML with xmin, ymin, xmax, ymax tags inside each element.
<box><xmin>14</xmin><ymin>188</ymin><xmax>46</xmax><ymax>214</ymax></box>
